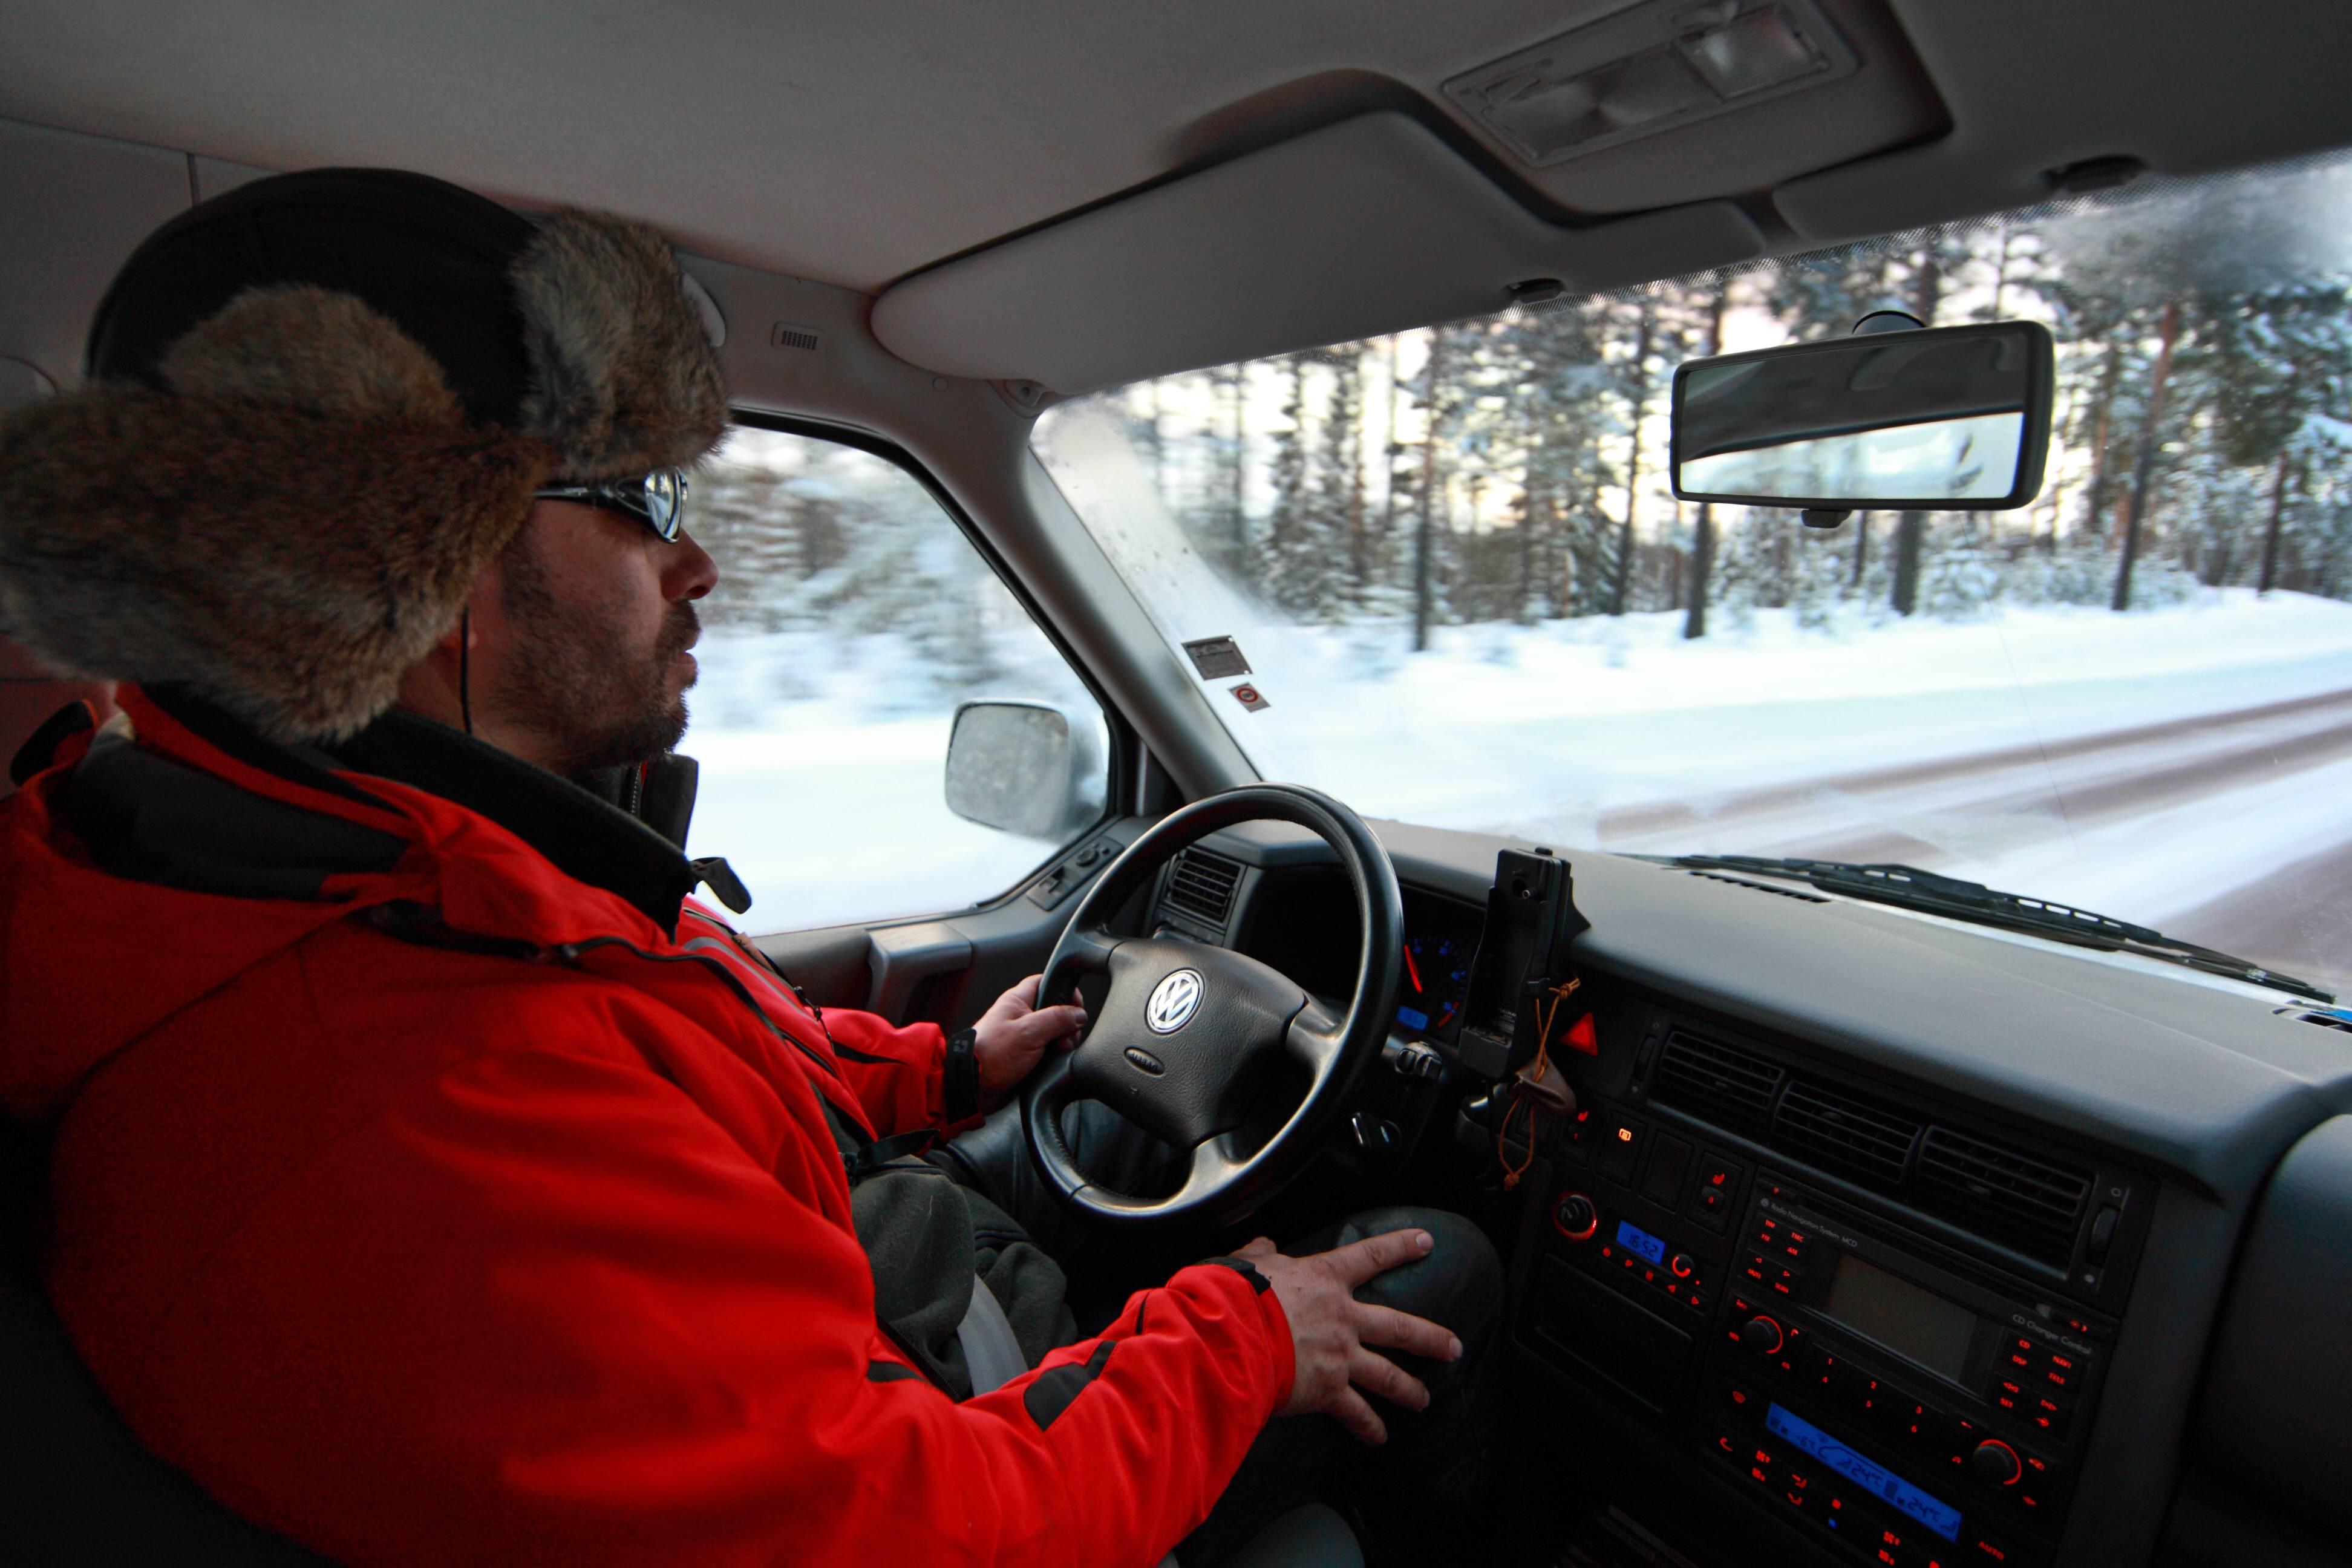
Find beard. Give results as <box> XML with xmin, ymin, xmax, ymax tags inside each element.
<box><xmin>493</xmin><ymin>526</ymin><xmax>698</xmax><ymax>777</ymax></box>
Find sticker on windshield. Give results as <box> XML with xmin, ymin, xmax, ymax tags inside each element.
<box><xmin>1183</xmin><ymin>636</ymin><xmax>1252</xmax><ymax>681</ymax></box>
<box><xmin>1230</xmin><ymin>682</ymin><xmax>1269</xmax><ymax>713</ymax></box>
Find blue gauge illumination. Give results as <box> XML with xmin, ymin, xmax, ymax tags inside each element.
<box><xmin>1765</xmin><ymin>1404</ymin><xmax>1962</xmax><ymax>1540</ymax></box>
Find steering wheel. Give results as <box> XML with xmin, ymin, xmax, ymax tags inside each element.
<box><xmin>1022</xmin><ymin>784</ymin><xmax>1404</xmax><ymax>1228</ymax></box>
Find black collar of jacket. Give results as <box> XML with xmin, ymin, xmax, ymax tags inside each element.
<box><xmin>83</xmin><ymin>686</ymin><xmax>699</xmax><ymax>938</ymax></box>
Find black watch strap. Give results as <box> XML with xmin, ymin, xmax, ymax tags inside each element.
<box><xmin>944</xmin><ymin>1027</ymin><xmax>981</xmax><ymax>1122</ymax></box>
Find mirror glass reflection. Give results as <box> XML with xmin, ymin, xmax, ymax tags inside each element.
<box><xmin>1678</xmin><ymin>410</ymin><xmax>2025</xmax><ymax>502</ymax></box>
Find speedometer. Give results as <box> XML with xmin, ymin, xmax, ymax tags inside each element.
<box><xmin>1394</xmin><ymin>894</ymin><xmax>1482</xmax><ymax>1040</ymax></box>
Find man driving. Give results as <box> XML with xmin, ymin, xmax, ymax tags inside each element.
<box><xmin>0</xmin><ymin>169</ymin><xmax>1494</xmax><ymax>1566</ymax></box>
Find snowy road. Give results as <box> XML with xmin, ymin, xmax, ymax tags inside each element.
<box><xmin>1590</xmin><ymin>685</ymin><xmax>2352</xmax><ymax>997</ymax></box>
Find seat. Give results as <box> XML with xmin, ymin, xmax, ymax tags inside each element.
<box><xmin>0</xmin><ymin>1120</ymin><xmax>332</xmax><ymax>1565</ymax></box>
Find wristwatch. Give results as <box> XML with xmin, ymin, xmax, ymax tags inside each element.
<box><xmin>944</xmin><ymin>1026</ymin><xmax>981</xmax><ymax>1121</ymax></box>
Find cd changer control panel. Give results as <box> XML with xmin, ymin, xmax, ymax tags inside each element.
<box><xmin>1526</xmin><ymin>1096</ymin><xmax>2122</xmax><ymax>1568</ymax></box>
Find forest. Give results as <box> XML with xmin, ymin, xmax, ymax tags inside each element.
<box><xmin>1080</xmin><ymin>158</ymin><xmax>2352</xmax><ymax>647</ymax></box>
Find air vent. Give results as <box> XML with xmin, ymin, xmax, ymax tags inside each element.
<box><xmin>770</xmin><ymin>322</ymin><xmax>822</xmax><ymax>351</ymax></box>
<box><xmin>1653</xmin><ymin>1029</ymin><xmax>1783</xmax><ymax>1138</ymax></box>
<box><xmin>2281</xmin><ymin>1007</ymin><xmax>2352</xmax><ymax>1034</ymax></box>
<box><xmin>1163</xmin><ymin>849</ymin><xmax>1243</xmax><ymax>927</ymax></box>
<box><xmin>1774</xmin><ymin>1080</ymin><xmax>1921</xmax><ymax>1186</ymax></box>
<box><xmin>1639</xmin><ymin>1021</ymin><xmax>2103</xmax><ymax>1273</ymax></box>
<box><xmin>1916</xmin><ymin>1128</ymin><xmax>2091</xmax><ymax>1265</ymax></box>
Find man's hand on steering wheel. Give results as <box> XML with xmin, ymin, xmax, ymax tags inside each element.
<box><xmin>972</xmin><ymin>975</ymin><xmax>1088</xmax><ymax>1111</ymax></box>
<box><xmin>1235</xmin><ymin>1228</ymin><xmax>1463</xmax><ymax>1446</ymax></box>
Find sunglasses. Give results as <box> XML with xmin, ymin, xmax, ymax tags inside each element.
<box><xmin>533</xmin><ymin>468</ymin><xmax>690</xmax><ymax>542</ymax></box>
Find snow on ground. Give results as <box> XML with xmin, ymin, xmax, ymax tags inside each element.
<box><xmin>681</xmin><ymin>588</ymin><xmax>2352</xmax><ymax>996</ymax></box>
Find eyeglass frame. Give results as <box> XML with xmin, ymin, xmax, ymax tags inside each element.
<box><xmin>532</xmin><ymin>468</ymin><xmax>690</xmax><ymax>542</ymax></box>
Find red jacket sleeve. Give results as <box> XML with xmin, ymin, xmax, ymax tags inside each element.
<box><xmin>119</xmin><ymin>1034</ymin><xmax>1292</xmax><ymax>1568</ymax></box>
<box><xmin>820</xmin><ymin>1004</ymin><xmax>979</xmax><ymax>1139</ymax></box>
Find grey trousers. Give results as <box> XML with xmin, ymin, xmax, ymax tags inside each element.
<box><xmin>937</xmin><ymin>1103</ymin><xmax>1503</xmax><ymax>1568</ymax></box>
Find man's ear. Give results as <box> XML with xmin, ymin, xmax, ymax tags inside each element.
<box><xmin>436</xmin><ymin>558</ymin><xmax>506</xmax><ymax>655</ymax></box>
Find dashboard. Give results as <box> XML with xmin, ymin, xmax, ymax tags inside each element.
<box><xmin>1145</xmin><ymin>818</ymin><xmax>2352</xmax><ymax>1568</ymax></box>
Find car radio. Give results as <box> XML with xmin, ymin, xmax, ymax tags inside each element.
<box><xmin>1701</xmin><ymin>1174</ymin><xmax>2109</xmax><ymax>1566</ymax></box>
<box><xmin>1532</xmin><ymin>1105</ymin><xmax>2119</xmax><ymax>1568</ymax></box>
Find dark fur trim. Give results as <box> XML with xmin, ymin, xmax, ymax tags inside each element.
<box><xmin>0</xmin><ymin>286</ymin><xmax>547</xmax><ymax>743</ymax></box>
<box><xmin>512</xmin><ymin>212</ymin><xmax>729</xmax><ymax>481</ymax></box>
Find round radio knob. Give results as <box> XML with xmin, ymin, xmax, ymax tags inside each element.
<box><xmin>1670</xmin><ymin>1253</ymin><xmax>1696</xmax><ymax>1279</ymax></box>
<box><xmin>1554</xmin><ymin>1194</ymin><xmax>1598</xmax><ymax>1242</ymax></box>
<box><xmin>1970</xmin><ymin>1439</ymin><xmax>2022</xmax><ymax>1486</ymax></box>
<box><xmin>1739</xmin><ymin>1315</ymin><xmax>1784</xmax><ymax>1354</ymax></box>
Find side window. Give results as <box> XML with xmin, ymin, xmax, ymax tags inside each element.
<box><xmin>682</xmin><ymin>425</ymin><xmax>1109</xmax><ymax>932</ymax></box>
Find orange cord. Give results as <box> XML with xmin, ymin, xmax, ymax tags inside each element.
<box><xmin>1499</xmin><ymin>976</ymin><xmax>1581</xmax><ymax>1190</ymax></box>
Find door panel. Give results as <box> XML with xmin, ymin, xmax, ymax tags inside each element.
<box><xmin>752</xmin><ymin>818</ymin><xmax>1143</xmax><ymax>1027</ymax></box>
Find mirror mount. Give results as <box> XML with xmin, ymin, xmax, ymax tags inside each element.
<box><xmin>1800</xmin><ymin>508</ymin><xmax>1853</xmax><ymax>529</ymax></box>
<box><xmin>1851</xmin><ymin>309</ymin><xmax>1927</xmax><ymax>336</ymax></box>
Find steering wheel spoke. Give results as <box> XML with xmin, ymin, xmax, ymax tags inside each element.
<box><xmin>1284</xmin><ymin>998</ymin><xmax>1348</xmax><ymax>1081</ymax></box>
<box><xmin>1173</xmin><ymin>1132</ymin><xmax>1251</xmax><ymax>1207</ymax></box>
<box><xmin>1039</xmin><ymin>922</ymin><xmax>1122</xmax><ymax>1008</ymax></box>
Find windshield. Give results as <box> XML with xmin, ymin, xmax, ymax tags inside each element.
<box><xmin>1032</xmin><ymin>153</ymin><xmax>2352</xmax><ymax>1000</ymax></box>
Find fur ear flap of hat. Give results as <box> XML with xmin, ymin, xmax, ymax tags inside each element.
<box><xmin>0</xmin><ymin>285</ymin><xmax>551</xmax><ymax>745</ymax></box>
<box><xmin>0</xmin><ymin>191</ymin><xmax>731</xmax><ymax>746</ymax></box>
<box><xmin>515</xmin><ymin>212</ymin><xmax>731</xmax><ymax>482</ymax></box>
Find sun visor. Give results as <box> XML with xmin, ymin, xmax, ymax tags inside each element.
<box><xmin>870</xmin><ymin>112</ymin><xmax>1762</xmax><ymax>396</ymax></box>
<box><xmin>1770</xmin><ymin>0</ymin><xmax>2352</xmax><ymax>244</ymax></box>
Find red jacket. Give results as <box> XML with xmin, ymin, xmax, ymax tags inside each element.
<box><xmin>0</xmin><ymin>687</ymin><xmax>1292</xmax><ymax>1567</ymax></box>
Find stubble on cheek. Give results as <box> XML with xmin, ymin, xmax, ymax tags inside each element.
<box><xmin>496</xmin><ymin>532</ymin><xmax>699</xmax><ymax>776</ymax></box>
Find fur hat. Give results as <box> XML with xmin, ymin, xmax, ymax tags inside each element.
<box><xmin>0</xmin><ymin>168</ymin><xmax>728</xmax><ymax>745</ymax></box>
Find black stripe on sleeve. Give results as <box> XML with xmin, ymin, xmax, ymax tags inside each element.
<box><xmin>1023</xmin><ymin>1340</ymin><xmax>1116</xmax><ymax>1432</ymax></box>
<box><xmin>1199</xmin><ymin>1257</ymin><xmax>1272</xmax><ymax>1293</ymax></box>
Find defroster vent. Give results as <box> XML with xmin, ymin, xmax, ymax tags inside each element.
<box><xmin>1163</xmin><ymin>849</ymin><xmax>1243</xmax><ymax>928</ymax></box>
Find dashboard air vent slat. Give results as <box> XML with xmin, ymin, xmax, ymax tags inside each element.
<box><xmin>1651</xmin><ymin>1030</ymin><xmax>1783</xmax><ymax>1138</ymax></box>
<box><xmin>1915</xmin><ymin>1128</ymin><xmax>2091</xmax><ymax>1264</ymax></box>
<box><xmin>1773</xmin><ymin>1080</ymin><xmax>1921</xmax><ymax>1186</ymax></box>
<box><xmin>1163</xmin><ymin>849</ymin><xmax>1243</xmax><ymax>927</ymax></box>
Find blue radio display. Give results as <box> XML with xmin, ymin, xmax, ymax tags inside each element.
<box><xmin>1765</xmin><ymin>1404</ymin><xmax>1962</xmax><ymax>1541</ymax></box>
<box><xmin>1614</xmin><ymin>1220</ymin><xmax>1668</xmax><ymax>1264</ymax></box>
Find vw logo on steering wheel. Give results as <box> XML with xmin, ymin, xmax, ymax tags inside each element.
<box><xmin>1145</xmin><ymin>969</ymin><xmax>1205</xmax><ymax>1034</ymax></box>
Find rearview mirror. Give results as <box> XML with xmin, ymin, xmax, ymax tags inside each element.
<box><xmin>1670</xmin><ymin>321</ymin><xmax>2054</xmax><ymax>510</ymax></box>
<box><xmin>943</xmin><ymin>701</ymin><xmax>1106</xmax><ymax>840</ymax></box>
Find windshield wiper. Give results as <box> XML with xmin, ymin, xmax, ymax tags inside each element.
<box><xmin>1652</xmin><ymin>854</ymin><xmax>2334</xmax><ymax>1004</ymax></box>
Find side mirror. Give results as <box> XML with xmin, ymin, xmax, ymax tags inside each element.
<box><xmin>943</xmin><ymin>701</ymin><xmax>1106</xmax><ymax>840</ymax></box>
<box><xmin>1670</xmin><ymin>321</ymin><xmax>2055</xmax><ymax>511</ymax></box>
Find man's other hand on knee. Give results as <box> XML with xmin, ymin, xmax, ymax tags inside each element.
<box><xmin>1235</xmin><ymin>1230</ymin><xmax>1463</xmax><ymax>1446</ymax></box>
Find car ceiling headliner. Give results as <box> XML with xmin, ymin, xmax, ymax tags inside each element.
<box><xmin>7</xmin><ymin>0</ymin><xmax>2352</xmax><ymax>387</ymax></box>
<box><xmin>3</xmin><ymin>0</ymin><xmax>1645</xmax><ymax>290</ymax></box>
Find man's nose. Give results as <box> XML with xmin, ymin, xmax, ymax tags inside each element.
<box><xmin>665</xmin><ymin>530</ymin><xmax>719</xmax><ymax>601</ymax></box>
